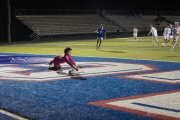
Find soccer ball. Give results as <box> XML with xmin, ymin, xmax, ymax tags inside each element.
<box><xmin>69</xmin><ymin>70</ymin><xmax>75</xmax><ymax>76</ymax></box>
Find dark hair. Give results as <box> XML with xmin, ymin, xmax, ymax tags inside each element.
<box><xmin>64</xmin><ymin>47</ymin><xmax>72</xmax><ymax>54</ymax></box>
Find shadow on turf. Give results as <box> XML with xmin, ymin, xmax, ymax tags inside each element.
<box><xmin>70</xmin><ymin>76</ymin><xmax>87</xmax><ymax>80</ymax></box>
<box><xmin>56</xmin><ymin>71</ymin><xmax>87</xmax><ymax>80</ymax></box>
<box><xmin>167</xmin><ymin>56</ymin><xmax>178</xmax><ymax>57</ymax></box>
<box><xmin>99</xmin><ymin>50</ymin><xmax>126</xmax><ymax>53</ymax></box>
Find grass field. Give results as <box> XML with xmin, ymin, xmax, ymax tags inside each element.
<box><xmin>1</xmin><ymin>36</ymin><xmax>180</xmax><ymax>120</ymax></box>
<box><xmin>0</xmin><ymin>36</ymin><xmax>179</xmax><ymax>62</ymax></box>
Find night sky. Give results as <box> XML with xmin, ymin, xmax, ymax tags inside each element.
<box><xmin>3</xmin><ymin>0</ymin><xmax>179</xmax><ymax>12</ymax></box>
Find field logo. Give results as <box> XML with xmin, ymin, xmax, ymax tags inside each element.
<box><xmin>0</xmin><ymin>62</ymin><xmax>155</xmax><ymax>82</ymax></box>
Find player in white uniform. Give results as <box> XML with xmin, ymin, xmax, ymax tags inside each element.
<box><xmin>133</xmin><ymin>26</ymin><xmax>138</xmax><ymax>42</ymax></box>
<box><xmin>171</xmin><ymin>22</ymin><xmax>179</xmax><ymax>51</ymax></box>
<box><xmin>162</xmin><ymin>25</ymin><xmax>170</xmax><ymax>47</ymax></box>
<box><xmin>177</xmin><ymin>23</ymin><xmax>180</xmax><ymax>46</ymax></box>
<box><xmin>148</xmin><ymin>24</ymin><xmax>159</xmax><ymax>46</ymax></box>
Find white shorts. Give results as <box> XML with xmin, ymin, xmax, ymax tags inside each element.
<box><xmin>133</xmin><ymin>33</ymin><xmax>137</xmax><ymax>37</ymax></box>
<box><xmin>169</xmin><ymin>35</ymin><xmax>173</xmax><ymax>39</ymax></box>
<box><xmin>173</xmin><ymin>35</ymin><xmax>179</xmax><ymax>43</ymax></box>
<box><xmin>97</xmin><ymin>37</ymin><xmax>104</xmax><ymax>40</ymax></box>
<box><xmin>164</xmin><ymin>34</ymin><xmax>169</xmax><ymax>39</ymax></box>
<box><xmin>152</xmin><ymin>35</ymin><xmax>158</xmax><ymax>39</ymax></box>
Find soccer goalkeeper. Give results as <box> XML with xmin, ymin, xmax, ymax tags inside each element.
<box><xmin>48</xmin><ymin>47</ymin><xmax>79</xmax><ymax>71</ymax></box>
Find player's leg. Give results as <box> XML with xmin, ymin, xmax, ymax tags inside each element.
<box><xmin>48</xmin><ymin>63</ymin><xmax>61</xmax><ymax>70</ymax></box>
<box><xmin>154</xmin><ymin>35</ymin><xmax>159</xmax><ymax>46</ymax></box>
<box><xmin>152</xmin><ymin>36</ymin><xmax>155</xmax><ymax>46</ymax></box>
<box><xmin>165</xmin><ymin>35</ymin><xmax>169</xmax><ymax>46</ymax></box>
<box><xmin>134</xmin><ymin>34</ymin><xmax>138</xmax><ymax>41</ymax></box>
<box><xmin>48</xmin><ymin>60</ymin><xmax>53</xmax><ymax>65</ymax></box>
<box><xmin>175</xmin><ymin>36</ymin><xmax>179</xmax><ymax>46</ymax></box>
<box><xmin>48</xmin><ymin>56</ymin><xmax>57</xmax><ymax>65</ymax></box>
<box><xmin>133</xmin><ymin>35</ymin><xmax>136</xmax><ymax>41</ymax></box>
<box><xmin>98</xmin><ymin>39</ymin><xmax>102</xmax><ymax>50</ymax></box>
<box><xmin>171</xmin><ymin>37</ymin><xmax>177</xmax><ymax>51</ymax></box>
<box><xmin>166</xmin><ymin>35</ymin><xmax>170</xmax><ymax>43</ymax></box>
<box><xmin>136</xmin><ymin>34</ymin><xmax>138</xmax><ymax>41</ymax></box>
<box><xmin>169</xmin><ymin>35</ymin><xmax>173</xmax><ymax>42</ymax></box>
<box><xmin>162</xmin><ymin>38</ymin><xmax>165</xmax><ymax>47</ymax></box>
<box><xmin>163</xmin><ymin>35</ymin><xmax>168</xmax><ymax>47</ymax></box>
<box><xmin>96</xmin><ymin>38</ymin><xmax>99</xmax><ymax>50</ymax></box>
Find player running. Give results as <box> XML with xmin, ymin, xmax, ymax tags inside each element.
<box><xmin>95</xmin><ymin>24</ymin><xmax>106</xmax><ymax>50</ymax></box>
<box><xmin>169</xmin><ymin>24</ymin><xmax>174</xmax><ymax>42</ymax></box>
<box><xmin>171</xmin><ymin>22</ymin><xmax>180</xmax><ymax>51</ymax></box>
<box><xmin>48</xmin><ymin>47</ymin><xmax>80</xmax><ymax>72</ymax></box>
<box><xmin>133</xmin><ymin>26</ymin><xmax>138</xmax><ymax>42</ymax></box>
<box><xmin>162</xmin><ymin>24</ymin><xmax>170</xmax><ymax>47</ymax></box>
<box><xmin>148</xmin><ymin>23</ymin><xmax>159</xmax><ymax>46</ymax></box>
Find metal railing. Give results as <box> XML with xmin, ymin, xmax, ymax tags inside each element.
<box><xmin>15</xmin><ymin>9</ymin><xmax>98</xmax><ymax>15</ymax></box>
<box><xmin>29</xmin><ymin>30</ymin><xmax>41</xmax><ymax>40</ymax></box>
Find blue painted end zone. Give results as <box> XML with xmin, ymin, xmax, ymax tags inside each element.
<box><xmin>0</xmin><ymin>53</ymin><xmax>180</xmax><ymax>120</ymax></box>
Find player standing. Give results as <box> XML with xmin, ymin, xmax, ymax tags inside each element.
<box><xmin>95</xmin><ymin>24</ymin><xmax>106</xmax><ymax>50</ymax></box>
<box><xmin>162</xmin><ymin>24</ymin><xmax>170</xmax><ymax>47</ymax></box>
<box><xmin>133</xmin><ymin>26</ymin><xmax>138</xmax><ymax>42</ymax></box>
<box><xmin>148</xmin><ymin>23</ymin><xmax>159</xmax><ymax>46</ymax></box>
<box><xmin>171</xmin><ymin>22</ymin><xmax>180</xmax><ymax>51</ymax></box>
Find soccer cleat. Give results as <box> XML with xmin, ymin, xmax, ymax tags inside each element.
<box><xmin>96</xmin><ymin>46</ymin><xmax>99</xmax><ymax>50</ymax></box>
<box><xmin>48</xmin><ymin>60</ymin><xmax>53</xmax><ymax>65</ymax></box>
<box><xmin>162</xmin><ymin>43</ymin><xmax>164</xmax><ymax>47</ymax></box>
<box><xmin>77</xmin><ymin>65</ymin><xmax>83</xmax><ymax>68</ymax></box>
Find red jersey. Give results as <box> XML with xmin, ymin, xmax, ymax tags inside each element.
<box><xmin>52</xmin><ymin>54</ymin><xmax>76</xmax><ymax>67</ymax></box>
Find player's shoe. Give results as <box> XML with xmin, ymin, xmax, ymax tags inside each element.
<box><xmin>77</xmin><ymin>65</ymin><xmax>83</xmax><ymax>68</ymax></box>
<box><xmin>48</xmin><ymin>60</ymin><xmax>53</xmax><ymax>65</ymax></box>
<box><xmin>96</xmin><ymin>46</ymin><xmax>98</xmax><ymax>50</ymax></box>
<box><xmin>98</xmin><ymin>47</ymin><xmax>100</xmax><ymax>50</ymax></box>
<box><xmin>48</xmin><ymin>66</ymin><xmax>60</xmax><ymax>70</ymax></box>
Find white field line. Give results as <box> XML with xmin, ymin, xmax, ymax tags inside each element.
<box><xmin>0</xmin><ymin>109</ymin><xmax>29</xmax><ymax>120</ymax></box>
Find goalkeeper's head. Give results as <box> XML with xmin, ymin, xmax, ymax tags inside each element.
<box><xmin>64</xmin><ymin>47</ymin><xmax>72</xmax><ymax>55</ymax></box>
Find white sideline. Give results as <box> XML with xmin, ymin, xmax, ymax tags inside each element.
<box><xmin>0</xmin><ymin>109</ymin><xmax>28</xmax><ymax>120</ymax></box>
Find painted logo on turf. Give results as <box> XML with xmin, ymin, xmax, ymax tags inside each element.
<box><xmin>0</xmin><ymin>62</ymin><xmax>156</xmax><ymax>82</ymax></box>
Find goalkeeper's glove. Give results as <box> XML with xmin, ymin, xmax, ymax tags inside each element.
<box><xmin>73</xmin><ymin>65</ymin><xmax>79</xmax><ymax>71</ymax></box>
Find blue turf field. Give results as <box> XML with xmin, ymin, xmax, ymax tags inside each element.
<box><xmin>0</xmin><ymin>53</ymin><xmax>180</xmax><ymax>120</ymax></box>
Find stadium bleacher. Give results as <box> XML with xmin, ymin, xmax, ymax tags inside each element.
<box><xmin>15</xmin><ymin>9</ymin><xmax>176</xmax><ymax>39</ymax></box>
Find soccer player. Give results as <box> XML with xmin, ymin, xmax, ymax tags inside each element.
<box><xmin>48</xmin><ymin>47</ymin><xmax>79</xmax><ymax>71</ymax></box>
<box><xmin>171</xmin><ymin>22</ymin><xmax>180</xmax><ymax>51</ymax></box>
<box><xmin>162</xmin><ymin>24</ymin><xmax>170</xmax><ymax>47</ymax></box>
<box><xmin>95</xmin><ymin>24</ymin><xmax>106</xmax><ymax>50</ymax></box>
<box><xmin>148</xmin><ymin>23</ymin><xmax>159</xmax><ymax>46</ymax></box>
<box><xmin>169</xmin><ymin>24</ymin><xmax>174</xmax><ymax>42</ymax></box>
<box><xmin>133</xmin><ymin>26</ymin><xmax>138</xmax><ymax>42</ymax></box>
